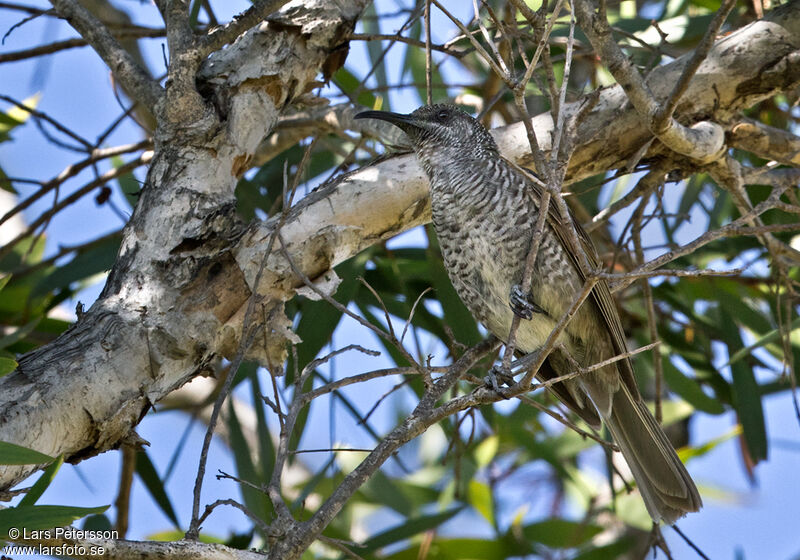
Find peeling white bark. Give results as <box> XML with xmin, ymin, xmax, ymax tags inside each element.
<box><xmin>0</xmin><ymin>0</ymin><xmax>368</xmax><ymax>490</ymax></box>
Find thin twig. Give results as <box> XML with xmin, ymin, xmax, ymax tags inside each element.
<box><xmin>187</xmin><ymin>141</ymin><xmax>316</xmax><ymax>539</ymax></box>
<box><xmin>300</xmin><ymin>367</ymin><xmax>437</xmax><ymax>405</ymax></box>
<box><xmin>0</xmin><ymin>28</ymin><xmax>167</xmax><ymax>63</ymax></box>
<box><xmin>632</xmin><ymin>196</ymin><xmax>663</xmax><ymax>421</ymax></box>
<box><xmin>518</xmin><ymin>277</ymin><xmax>598</xmax><ymax>388</ymax></box>
<box><xmin>652</xmin><ymin>0</ymin><xmax>736</xmax><ymax>131</ymax></box>
<box><xmin>279</xmin><ymin>238</ymin><xmax>422</xmax><ymax>371</ymax></box>
<box><xmin>197</xmin><ymin>499</ymin><xmax>271</xmax><ymax>535</ymax></box>
<box><xmin>317</xmin><ymin>536</ymin><xmax>367</xmax><ymax>560</ymax></box>
<box><xmin>424</xmin><ymin>0</ymin><xmax>433</xmax><ymax>105</ymax></box>
<box><xmin>0</xmin><ymin>93</ymin><xmax>91</xmax><ymax>148</ymax></box>
<box><xmin>49</xmin><ymin>0</ymin><xmax>162</xmax><ymax>110</ymax></box>
<box><xmin>611</xmin><ymin>183</ymin><xmax>796</xmax><ymax>292</ymax></box>
<box><xmin>349</xmin><ymin>32</ymin><xmax>464</xmax><ymax>57</ymax></box>
<box><xmin>0</xmin><ymin>140</ymin><xmax>151</xmax><ymax>229</ymax></box>
<box><xmin>0</xmin><ymin>154</ymin><xmax>150</xmax><ymax>262</ymax></box>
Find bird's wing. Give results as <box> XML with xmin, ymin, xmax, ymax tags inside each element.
<box><xmin>503</xmin><ymin>157</ymin><xmax>639</xmax><ymax>397</ymax></box>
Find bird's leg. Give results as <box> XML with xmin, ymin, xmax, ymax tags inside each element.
<box><xmin>485</xmin><ymin>347</ymin><xmax>544</xmax><ymax>393</ymax></box>
<box><xmin>509</xmin><ymin>284</ymin><xmax>545</xmax><ymax>320</ymax></box>
<box><xmin>508</xmin><ymin>347</ymin><xmax>544</xmax><ymax>376</ymax></box>
<box><xmin>485</xmin><ymin>364</ymin><xmax>516</xmax><ymax>392</ymax></box>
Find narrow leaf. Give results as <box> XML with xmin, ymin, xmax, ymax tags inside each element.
<box><xmin>720</xmin><ymin>310</ymin><xmax>768</xmax><ymax>462</ymax></box>
<box><xmin>361</xmin><ymin>508</ymin><xmax>463</xmax><ymax>552</ymax></box>
<box><xmin>19</xmin><ymin>455</ymin><xmax>64</xmax><ymax>507</ymax></box>
<box><xmin>0</xmin><ymin>441</ymin><xmax>54</xmax><ymax>465</ymax></box>
<box><xmin>0</xmin><ymin>357</ymin><xmax>17</xmax><ymax>376</ymax></box>
<box><xmin>0</xmin><ymin>505</ymin><xmax>108</xmax><ymax>539</ymax></box>
<box><xmin>135</xmin><ymin>449</ymin><xmax>180</xmax><ymax>528</ymax></box>
<box><xmin>467</xmin><ymin>480</ymin><xmax>494</xmax><ymax>526</ymax></box>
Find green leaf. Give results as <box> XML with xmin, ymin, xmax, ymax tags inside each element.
<box><xmin>333</xmin><ymin>67</ymin><xmax>376</xmax><ymax>109</ymax></box>
<box><xmin>82</xmin><ymin>514</ymin><xmax>112</xmax><ymax>531</ymax></box>
<box><xmin>572</xmin><ymin>537</ymin><xmax>637</xmax><ymax>560</ymax></box>
<box><xmin>227</xmin><ymin>397</ymin><xmax>273</xmax><ymax>527</ymax></box>
<box><xmin>680</xmin><ymin>425</ymin><xmax>741</xmax><ymax>462</ymax></box>
<box><xmin>403</xmin><ymin>21</ymin><xmax>448</xmax><ymax>105</ymax></box>
<box><xmin>473</xmin><ymin>435</ymin><xmax>499</xmax><ymax>469</ymax></box>
<box><xmin>34</xmin><ymin>234</ymin><xmax>121</xmax><ymax>296</ymax></box>
<box><xmin>361</xmin><ymin>4</ymin><xmax>388</xmax><ymax>98</ymax></box>
<box><xmin>677</xmin><ymin>174</ymin><xmax>705</xmax><ymax>219</ymax></box>
<box><xmin>0</xmin><ymin>441</ymin><xmax>55</xmax><ymax>465</ymax></box>
<box><xmin>360</xmin><ymin>471</ymin><xmax>413</xmax><ymax>516</ymax></box>
<box><xmin>0</xmin><ymin>356</ymin><xmax>17</xmax><ymax>376</ymax></box>
<box><xmin>113</xmin><ymin>155</ymin><xmax>141</xmax><ymax>208</ymax></box>
<box><xmin>381</xmin><ymin>536</ymin><xmax>525</xmax><ymax>560</ymax></box>
<box><xmin>224</xmin><ymin>529</ymin><xmax>255</xmax><ymax>550</ymax></box>
<box><xmin>0</xmin><ymin>165</ymin><xmax>15</xmax><ymax>193</ymax></box>
<box><xmin>356</xmin><ymin>303</ymin><xmax>410</xmax><ymax>367</ymax></box>
<box><xmin>726</xmin><ymin>315</ymin><xmax>800</xmax><ymax>367</ymax></box>
<box><xmin>0</xmin><ymin>319</ymin><xmax>40</xmax><ymax>350</ymax></box>
<box><xmin>293</xmin><ymin>256</ymin><xmax>365</xmax><ymax>372</ymax></box>
<box><xmin>147</xmin><ymin>529</ymin><xmax>225</xmax><ymax>543</ymax></box>
<box><xmin>719</xmin><ymin>310</ymin><xmax>767</xmax><ymax>462</ymax></box>
<box><xmin>0</xmin><ymin>93</ymin><xmax>39</xmax><ymax>142</ymax></box>
<box><xmin>360</xmin><ymin>507</ymin><xmax>463</xmax><ymax>552</ymax></box>
<box><xmin>188</xmin><ymin>0</ymin><xmax>202</xmax><ymax>27</ymax></box>
<box><xmin>135</xmin><ymin>449</ymin><xmax>181</xmax><ymax>528</ymax></box>
<box><xmin>467</xmin><ymin>480</ymin><xmax>494</xmax><ymax>526</ymax></box>
<box><xmin>0</xmin><ymin>505</ymin><xmax>108</xmax><ymax>539</ymax></box>
<box><xmin>19</xmin><ymin>455</ymin><xmax>64</xmax><ymax>506</ymax></box>
<box><xmin>248</xmin><ymin>367</ymin><xmax>275</xmax><ymax>486</ymax></box>
<box><xmin>522</xmin><ymin>519</ymin><xmax>604</xmax><ymax>548</ymax></box>
<box><xmin>662</xmin><ymin>358</ymin><xmax>724</xmax><ymax>414</ymax></box>
<box><xmin>290</xmin><ymin>456</ymin><xmax>336</xmax><ymax>513</ymax></box>
<box><xmin>235</xmin><ymin>144</ymin><xmax>336</xmax><ymax>220</ymax></box>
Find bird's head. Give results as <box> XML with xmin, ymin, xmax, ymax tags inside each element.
<box><xmin>355</xmin><ymin>104</ymin><xmax>498</xmax><ymax>171</ymax></box>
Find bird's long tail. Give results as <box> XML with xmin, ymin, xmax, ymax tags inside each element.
<box><xmin>600</xmin><ymin>383</ymin><xmax>702</xmax><ymax>524</ymax></box>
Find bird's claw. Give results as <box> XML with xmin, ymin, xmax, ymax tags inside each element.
<box><xmin>509</xmin><ymin>284</ymin><xmax>543</xmax><ymax>320</ymax></box>
<box><xmin>485</xmin><ymin>364</ymin><xmax>515</xmax><ymax>392</ymax></box>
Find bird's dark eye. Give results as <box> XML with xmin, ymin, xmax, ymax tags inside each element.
<box><xmin>435</xmin><ymin>109</ymin><xmax>449</xmax><ymax>123</ymax></box>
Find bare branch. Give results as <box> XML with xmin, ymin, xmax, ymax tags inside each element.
<box><xmin>572</xmin><ymin>0</ymin><xmax>726</xmax><ymax>162</ymax></box>
<box><xmin>349</xmin><ymin>32</ymin><xmax>464</xmax><ymax>57</ymax></box>
<box><xmin>6</xmin><ymin>538</ymin><xmax>265</xmax><ymax>560</ymax></box>
<box><xmin>0</xmin><ymin>154</ymin><xmax>151</xmax><ymax>262</ymax></box>
<box><xmin>0</xmin><ymin>27</ymin><xmax>167</xmax><ymax>63</ymax></box>
<box><xmin>0</xmin><ymin>140</ymin><xmax>151</xmax><ymax>229</ymax></box>
<box><xmin>48</xmin><ymin>0</ymin><xmax>162</xmax><ymax>110</ymax></box>
<box><xmin>652</xmin><ymin>0</ymin><xmax>737</xmax><ymax>128</ymax></box>
<box><xmin>729</xmin><ymin>117</ymin><xmax>800</xmax><ymax>166</ymax></box>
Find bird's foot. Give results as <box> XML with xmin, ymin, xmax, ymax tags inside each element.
<box><xmin>509</xmin><ymin>285</ymin><xmax>544</xmax><ymax>320</ymax></box>
<box><xmin>485</xmin><ymin>364</ymin><xmax>515</xmax><ymax>393</ymax></box>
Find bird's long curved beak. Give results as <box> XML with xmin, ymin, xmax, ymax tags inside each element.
<box><xmin>355</xmin><ymin>110</ymin><xmax>418</xmax><ymax>130</ymax></box>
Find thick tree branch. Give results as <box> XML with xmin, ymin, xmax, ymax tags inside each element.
<box><xmin>729</xmin><ymin>117</ymin><xmax>800</xmax><ymax>166</ymax></box>
<box><xmin>572</xmin><ymin>0</ymin><xmax>730</xmax><ymax>162</ymax></box>
<box><xmin>48</xmin><ymin>0</ymin><xmax>163</xmax><ymax>111</ymax></box>
<box><xmin>8</xmin><ymin>537</ymin><xmax>265</xmax><ymax>560</ymax></box>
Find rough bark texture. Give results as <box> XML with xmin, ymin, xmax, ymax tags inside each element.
<box><xmin>0</xmin><ymin>0</ymin><xmax>369</xmax><ymax>489</ymax></box>
<box><xmin>1</xmin><ymin>0</ymin><xmax>799</xmax><ymax>504</ymax></box>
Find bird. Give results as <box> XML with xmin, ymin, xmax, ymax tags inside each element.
<box><xmin>355</xmin><ymin>104</ymin><xmax>702</xmax><ymax>524</ymax></box>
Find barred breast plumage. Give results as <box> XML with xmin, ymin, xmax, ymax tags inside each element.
<box><xmin>356</xmin><ymin>104</ymin><xmax>702</xmax><ymax>525</ymax></box>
